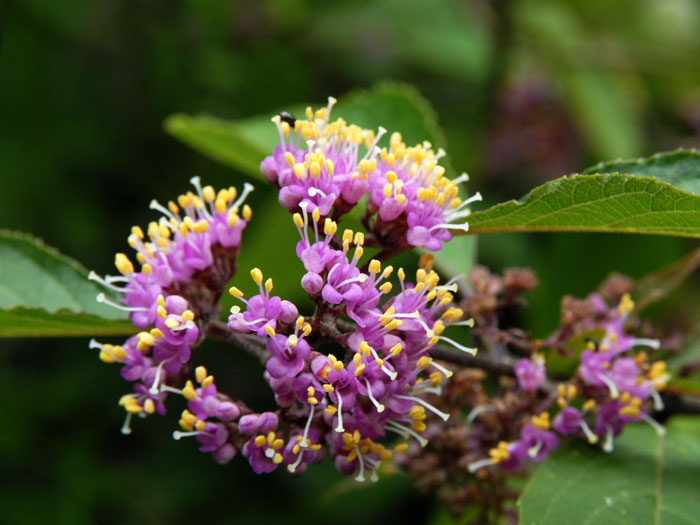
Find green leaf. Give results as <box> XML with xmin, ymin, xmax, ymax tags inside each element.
<box><xmin>0</xmin><ymin>230</ymin><xmax>134</xmax><ymax>338</ymax></box>
<box><xmin>583</xmin><ymin>148</ymin><xmax>700</xmax><ymax>195</ymax></box>
<box><xmin>634</xmin><ymin>246</ymin><xmax>700</xmax><ymax>312</ymax></box>
<box><xmin>0</xmin><ymin>308</ymin><xmax>135</xmax><ymax>338</ymax></box>
<box><xmin>466</xmin><ymin>174</ymin><xmax>700</xmax><ymax>237</ymax></box>
<box><xmin>164</xmin><ymin>82</ymin><xmax>454</xmax><ymax>180</ymax></box>
<box><xmin>519</xmin><ymin>417</ymin><xmax>700</xmax><ymax>525</ymax></box>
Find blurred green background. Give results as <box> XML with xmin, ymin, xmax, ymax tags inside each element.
<box><xmin>2</xmin><ymin>1</ymin><xmax>700</xmax><ymax>523</ymax></box>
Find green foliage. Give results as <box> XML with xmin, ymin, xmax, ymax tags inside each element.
<box><xmin>0</xmin><ymin>231</ymin><xmax>133</xmax><ymax>337</ymax></box>
<box><xmin>519</xmin><ymin>417</ymin><xmax>700</xmax><ymax>525</ymax></box>
<box><xmin>467</xmin><ymin>173</ymin><xmax>700</xmax><ymax>237</ymax></box>
<box><xmin>584</xmin><ymin>149</ymin><xmax>700</xmax><ymax>195</ymax></box>
<box><xmin>164</xmin><ymin>82</ymin><xmax>453</xmax><ymax>181</ymax></box>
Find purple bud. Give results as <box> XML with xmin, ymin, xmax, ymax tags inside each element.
<box><xmin>301</xmin><ymin>272</ymin><xmax>324</xmax><ymax>295</ymax></box>
<box><xmin>260</xmin><ymin>156</ymin><xmax>279</xmax><ymax>184</ymax></box>
<box><xmin>164</xmin><ymin>295</ymin><xmax>189</xmax><ymax>315</ymax></box>
<box><xmin>213</xmin><ymin>443</ymin><xmax>237</xmax><ymax>464</ymax></box>
<box><xmin>279</xmin><ymin>300</ymin><xmax>298</xmax><ymax>324</ymax></box>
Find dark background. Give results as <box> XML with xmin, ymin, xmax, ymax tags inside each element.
<box><xmin>2</xmin><ymin>1</ymin><xmax>700</xmax><ymax>523</ymax></box>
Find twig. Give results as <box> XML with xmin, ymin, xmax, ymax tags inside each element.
<box><xmin>206</xmin><ymin>321</ymin><xmax>268</xmax><ymax>363</ymax></box>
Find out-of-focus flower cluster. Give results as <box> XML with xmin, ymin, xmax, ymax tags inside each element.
<box><xmin>398</xmin><ymin>267</ymin><xmax>670</xmax><ymax>521</ymax></box>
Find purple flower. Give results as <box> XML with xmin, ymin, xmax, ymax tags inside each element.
<box><xmin>266</xmin><ymin>334</ymin><xmax>311</xmax><ymax>379</ymax></box>
<box><xmin>514</xmin><ymin>357</ymin><xmax>546</xmax><ymax>393</ymax></box>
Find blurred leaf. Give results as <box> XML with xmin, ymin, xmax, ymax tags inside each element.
<box><xmin>465</xmin><ymin>174</ymin><xmax>700</xmax><ymax>237</ymax></box>
<box><xmin>584</xmin><ymin>148</ymin><xmax>700</xmax><ymax>195</ymax></box>
<box><xmin>666</xmin><ymin>378</ymin><xmax>700</xmax><ymax>398</ymax></box>
<box><xmin>309</xmin><ymin>0</ymin><xmax>491</xmax><ymax>82</ymax></box>
<box><xmin>634</xmin><ymin>246</ymin><xmax>700</xmax><ymax>312</ymax></box>
<box><xmin>519</xmin><ymin>417</ymin><xmax>700</xmax><ymax>525</ymax></box>
<box><xmin>163</xmin><ymin>113</ymin><xmax>273</xmax><ymax>181</ymax></box>
<box><xmin>164</xmin><ymin>82</ymin><xmax>454</xmax><ymax>180</ymax></box>
<box><xmin>0</xmin><ymin>230</ymin><xmax>133</xmax><ymax>338</ymax></box>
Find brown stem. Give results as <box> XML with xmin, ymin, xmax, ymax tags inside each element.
<box><xmin>206</xmin><ymin>321</ymin><xmax>268</xmax><ymax>363</ymax></box>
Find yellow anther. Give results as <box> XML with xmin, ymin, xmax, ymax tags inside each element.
<box><xmin>384</xmin><ymin>319</ymin><xmax>403</xmax><ymax>331</ymax></box>
<box><xmin>125</xmin><ymin>402</ymin><xmax>143</xmax><ymax>414</ymax></box>
<box><xmin>202</xmin><ymin>185</ymin><xmax>215</xmax><ymax>203</ymax></box>
<box><xmin>181</xmin><ymin>310</ymin><xmax>195</xmax><ymax>322</ymax></box>
<box><xmin>202</xmin><ymin>375</ymin><xmax>214</xmax><ymax>388</ymax></box>
<box><xmin>164</xmin><ymin>318</ymin><xmax>180</xmax><ymax>329</ymax></box>
<box><xmin>284</xmin><ymin>152</ymin><xmax>295</xmax><ymax>167</ymax></box>
<box><xmin>325</xmin><ymin>406</ymin><xmax>338</xmax><ymax>415</ymax></box>
<box><xmin>264</xmin><ymin>325</ymin><xmax>276</xmax><ymax>337</ymax></box>
<box><xmin>229</xmin><ymin>286</ymin><xmax>244</xmax><ymax>298</ymax></box>
<box><xmin>255</xmin><ymin>435</ymin><xmax>266</xmax><ymax>447</ymax></box>
<box><xmin>582</xmin><ymin>399</ymin><xmax>597</xmax><ymax>412</ymax></box>
<box><xmin>354</xmin><ymin>232</ymin><xmax>365</xmax><ymax>246</ymax></box>
<box><xmin>353</xmin><ymin>353</ymin><xmax>362</xmax><ymax>368</ymax></box>
<box><xmin>143</xmin><ymin>398</ymin><xmax>156</xmax><ymax>414</ymax></box>
<box><xmin>295</xmin><ymin>316</ymin><xmax>304</xmax><ymax>330</ymax></box>
<box><xmin>383</xmin><ymin>183</ymin><xmax>393</xmax><ymax>199</ymax></box>
<box><xmin>417</xmin><ymin>356</ymin><xmax>432</xmax><ymax>369</ymax></box>
<box><xmin>354</xmin><ymin>364</ymin><xmax>366</xmax><ymax>377</ymax></box>
<box><xmin>115</xmin><ymin>253</ymin><xmax>134</xmax><ymax>275</ymax></box>
<box><xmin>389</xmin><ymin>343</ymin><xmax>403</xmax><ymax>357</ymax></box>
<box><xmin>214</xmin><ymin>199</ymin><xmax>227</xmax><ymax>214</ymax></box>
<box><xmin>618</xmin><ymin>293</ymin><xmax>635</xmax><ymax>316</ymax></box>
<box><xmin>309</xmin><ymin>161</ymin><xmax>321</xmax><ymax>179</ymax></box>
<box><xmin>354</xmin><ymin>246</ymin><xmax>364</xmax><ymax>260</ymax></box>
<box><xmin>342</xmin><ymin>229</ymin><xmax>354</xmax><ymax>243</ymax></box>
<box><xmin>334</xmin><ymin>361</ymin><xmax>344</xmax><ymax>371</ymax></box>
<box><xmin>98</xmin><ymin>349</ymin><xmax>114</xmax><ymax>363</ymax></box>
<box><xmin>242</xmin><ymin>205</ymin><xmax>252</xmax><ymax>221</ymax></box>
<box><xmin>379</xmin><ymin>282</ymin><xmax>393</xmax><ymax>295</ymax></box>
<box><xmin>182</xmin><ymin>381</ymin><xmax>197</xmax><ymax>401</ymax></box>
<box><xmin>150</xmin><ymin>328</ymin><xmax>164</xmax><ymax>339</ymax></box>
<box><xmin>293</xmin><ymin>163</ymin><xmax>306</xmax><ymax>179</ymax></box>
<box><xmin>195</xmin><ymin>366</ymin><xmax>207</xmax><ymax>383</ymax></box>
<box><xmin>293</xmin><ymin>213</ymin><xmax>304</xmax><ymax>229</ymax></box>
<box><xmin>251</xmin><ymin>268</ymin><xmax>263</xmax><ymax>286</ymax></box>
<box><xmin>137</xmin><ymin>332</ymin><xmax>155</xmax><ymax>346</ymax></box>
<box><xmin>113</xmin><ymin>346</ymin><xmax>126</xmax><ymax>360</ymax></box>
<box><xmin>312</xmin><ymin>207</ymin><xmax>320</xmax><ymax>224</ymax></box>
<box><xmin>358</xmin><ymin>341</ymin><xmax>371</xmax><ymax>357</ymax></box>
<box><xmin>531</xmin><ymin>412</ymin><xmax>550</xmax><ymax>430</ymax></box>
<box><xmin>272</xmin><ymin>439</ymin><xmax>284</xmax><ymax>450</ymax></box>
<box><xmin>325</xmin><ymin>159</ymin><xmax>334</xmax><ymax>175</ymax></box>
<box><xmin>323</xmin><ymin>384</ymin><xmax>335</xmax><ymax>393</ymax></box>
<box><xmin>190</xmin><ymin>220</ymin><xmax>206</xmax><ymax>234</ymax></box>
<box><xmin>398</xmin><ymin>268</ymin><xmax>405</xmax><ymax>281</ymax></box>
<box><xmin>265</xmin><ymin>278</ymin><xmax>274</xmax><ymax>293</ymax></box>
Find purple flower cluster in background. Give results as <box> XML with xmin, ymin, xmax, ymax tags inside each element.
<box><xmin>467</xmin><ymin>293</ymin><xmax>668</xmax><ymax>473</ymax></box>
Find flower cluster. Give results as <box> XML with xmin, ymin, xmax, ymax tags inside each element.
<box><xmin>228</xmin><ymin>244</ymin><xmax>474</xmax><ymax>478</ymax></box>
<box><xmin>260</xmin><ymin>98</ymin><xmax>482</xmax><ymax>252</ymax></box>
<box><xmin>90</xmin><ymin>102</ymin><xmax>482</xmax><ymax>480</ymax></box>
<box><xmin>89</xmin><ymin>177</ymin><xmax>253</xmax><ymax>457</ymax></box>
<box><xmin>466</xmin><ymin>293</ymin><xmax>667</xmax><ymax>473</ymax></box>
<box><xmin>88</xmin><ymin>98</ymin><xmax>672</xmax><ymax>499</ymax></box>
